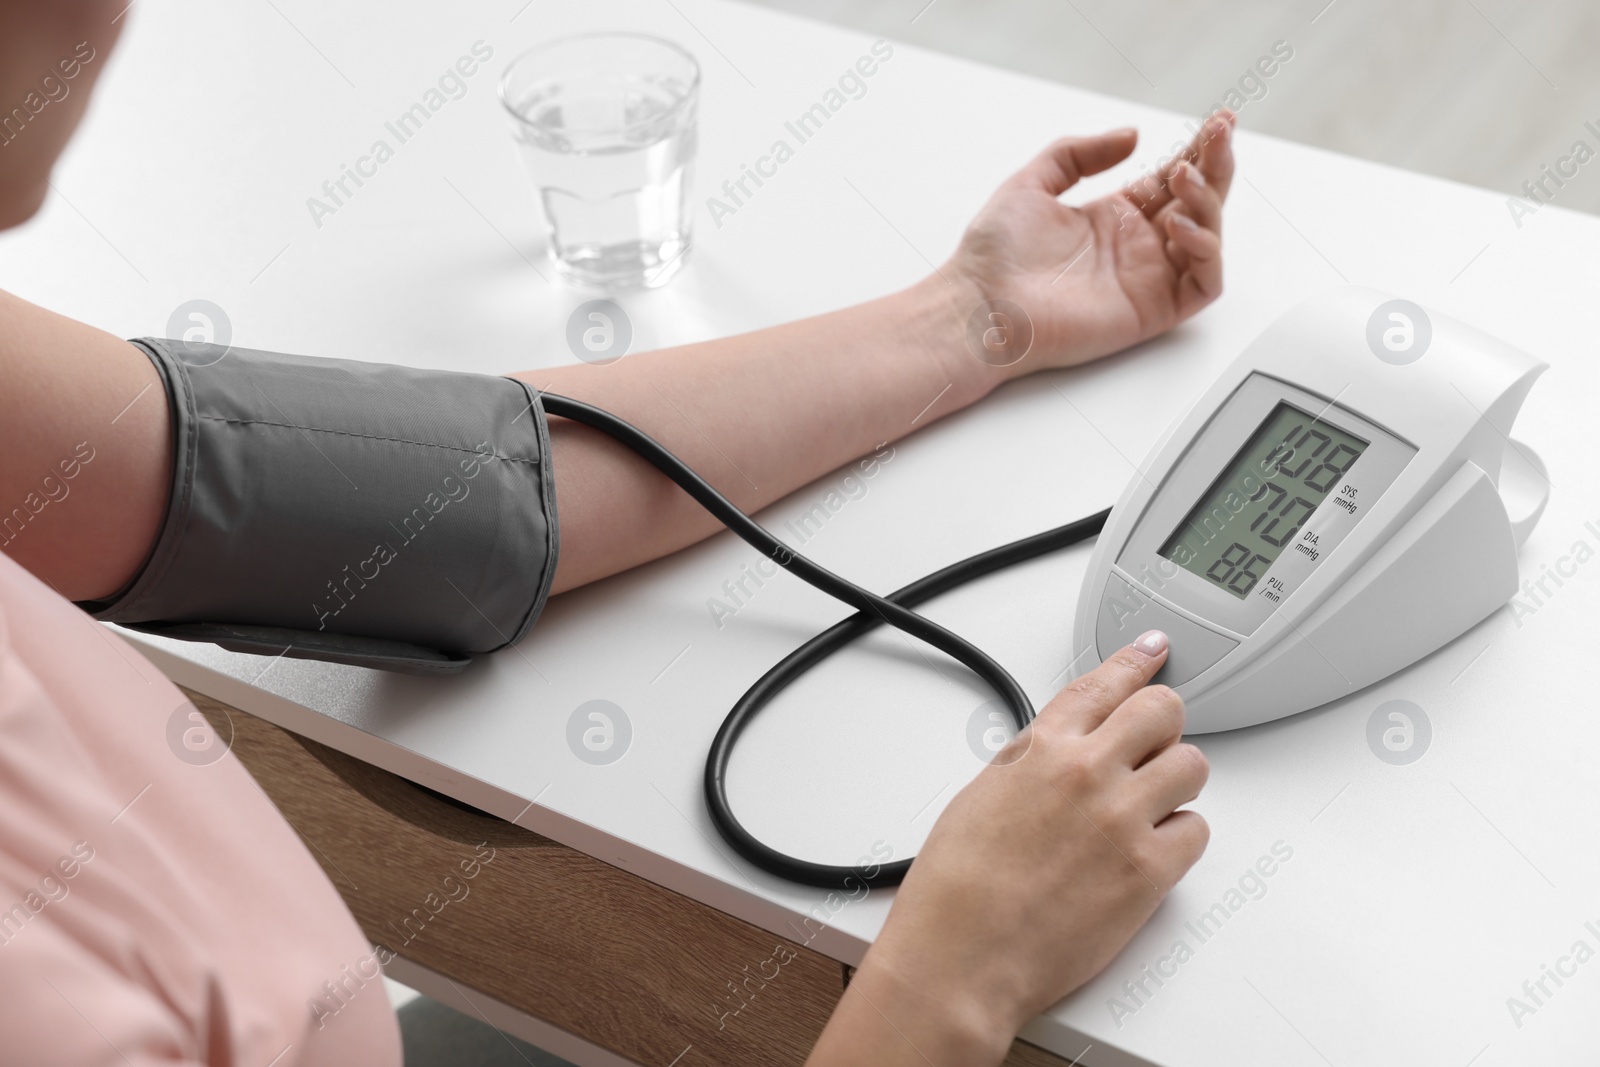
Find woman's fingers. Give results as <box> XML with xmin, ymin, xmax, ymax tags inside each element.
<box><xmin>1135</xmin><ymin>741</ymin><xmax>1210</xmax><ymax>821</ymax></box>
<box><xmin>1167</xmin><ymin>212</ymin><xmax>1224</xmax><ymax>308</ymax></box>
<box><xmin>1169</xmin><ymin>161</ymin><xmax>1222</xmax><ymax>233</ymax></box>
<box><xmin>1160</xmin><ymin>157</ymin><xmax>1225</xmax><ymax>309</ymax></box>
<box><xmin>1148</xmin><ymin>808</ymin><xmax>1211</xmax><ymax>880</ymax></box>
<box><xmin>1196</xmin><ymin>110</ymin><xmax>1237</xmax><ymax>202</ymax></box>
<box><xmin>1012</xmin><ymin>128</ymin><xmax>1140</xmax><ymax>197</ymax></box>
<box><xmin>1098</xmin><ymin>681</ymin><xmax>1185</xmax><ymax>765</ymax></box>
<box><xmin>1039</xmin><ymin>630</ymin><xmax>1170</xmax><ymax>735</ymax></box>
<box><xmin>1164</xmin><ymin>237</ymin><xmax>1189</xmax><ymax>274</ymax></box>
<box><xmin>1122</xmin><ymin>110</ymin><xmax>1235</xmax><ymax>218</ymax></box>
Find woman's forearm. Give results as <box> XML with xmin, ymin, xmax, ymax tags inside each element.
<box><xmin>522</xmin><ymin>273</ymin><xmax>1003</xmax><ymax>594</ymax></box>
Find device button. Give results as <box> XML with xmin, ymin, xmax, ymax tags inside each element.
<box><xmin>1096</xmin><ymin>574</ymin><xmax>1239</xmax><ymax>688</ymax></box>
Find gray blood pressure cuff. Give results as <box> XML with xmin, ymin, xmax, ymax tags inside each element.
<box><xmin>83</xmin><ymin>338</ymin><xmax>559</xmax><ymax>674</ymax></box>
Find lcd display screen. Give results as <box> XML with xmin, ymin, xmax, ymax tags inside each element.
<box><xmin>1160</xmin><ymin>403</ymin><xmax>1369</xmax><ymax>599</ymax></box>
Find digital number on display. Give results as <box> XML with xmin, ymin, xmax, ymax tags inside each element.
<box><xmin>1160</xmin><ymin>403</ymin><xmax>1368</xmax><ymax>599</ymax></box>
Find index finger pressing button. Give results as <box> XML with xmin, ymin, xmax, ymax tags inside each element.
<box><xmin>1091</xmin><ymin>572</ymin><xmax>1238</xmax><ymax>688</ymax></box>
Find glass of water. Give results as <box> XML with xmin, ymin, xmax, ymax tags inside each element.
<box><xmin>500</xmin><ymin>33</ymin><xmax>700</xmax><ymax>290</ymax></box>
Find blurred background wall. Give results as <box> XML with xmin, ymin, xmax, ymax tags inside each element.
<box><xmin>748</xmin><ymin>0</ymin><xmax>1600</xmax><ymax>215</ymax></box>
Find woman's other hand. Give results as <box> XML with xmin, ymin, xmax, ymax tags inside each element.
<box><xmin>808</xmin><ymin>631</ymin><xmax>1209</xmax><ymax>1065</ymax></box>
<box><xmin>947</xmin><ymin>112</ymin><xmax>1237</xmax><ymax>376</ymax></box>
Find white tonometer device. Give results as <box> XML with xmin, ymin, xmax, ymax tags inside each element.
<box><xmin>1072</xmin><ymin>287</ymin><xmax>1548</xmax><ymax>733</ymax></box>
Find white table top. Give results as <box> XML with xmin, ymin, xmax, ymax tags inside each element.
<box><xmin>6</xmin><ymin>0</ymin><xmax>1599</xmax><ymax>1063</ymax></box>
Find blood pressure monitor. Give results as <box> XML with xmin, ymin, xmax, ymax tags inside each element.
<box><xmin>545</xmin><ymin>287</ymin><xmax>1551</xmax><ymax>885</ymax></box>
<box><xmin>1072</xmin><ymin>287</ymin><xmax>1549</xmax><ymax>733</ymax></box>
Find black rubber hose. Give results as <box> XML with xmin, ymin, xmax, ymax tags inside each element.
<box><xmin>703</xmin><ymin>510</ymin><xmax>1108</xmax><ymax>888</ymax></box>
<box><xmin>539</xmin><ymin>392</ymin><xmax>1107</xmax><ymax>888</ymax></box>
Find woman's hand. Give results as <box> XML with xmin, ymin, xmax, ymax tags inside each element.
<box><xmin>807</xmin><ymin>632</ymin><xmax>1209</xmax><ymax>1065</ymax></box>
<box><xmin>945</xmin><ymin>112</ymin><xmax>1236</xmax><ymax>376</ymax></box>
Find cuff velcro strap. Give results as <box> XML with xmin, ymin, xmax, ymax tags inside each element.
<box><xmin>86</xmin><ymin>338</ymin><xmax>560</xmax><ymax>674</ymax></box>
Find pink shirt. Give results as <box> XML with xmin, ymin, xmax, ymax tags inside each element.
<box><xmin>0</xmin><ymin>551</ymin><xmax>401</xmax><ymax>1066</ymax></box>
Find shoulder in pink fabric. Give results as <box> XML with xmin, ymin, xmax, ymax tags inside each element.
<box><xmin>0</xmin><ymin>552</ymin><xmax>401</xmax><ymax>1067</ymax></box>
